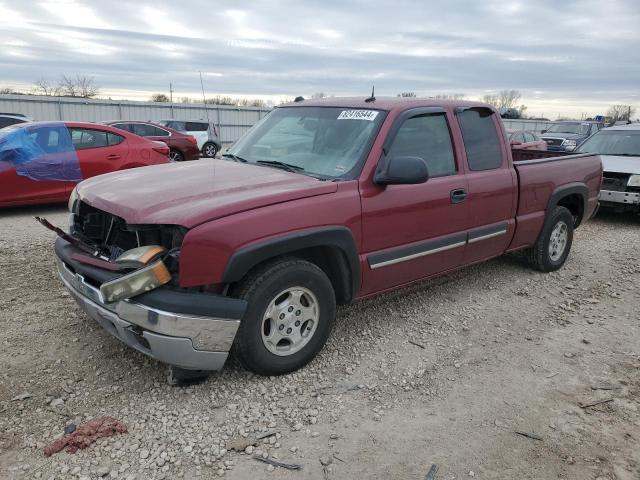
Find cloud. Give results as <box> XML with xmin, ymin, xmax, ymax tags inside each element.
<box><xmin>0</xmin><ymin>0</ymin><xmax>638</xmax><ymax>116</ymax></box>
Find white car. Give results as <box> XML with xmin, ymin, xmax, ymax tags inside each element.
<box><xmin>158</xmin><ymin>120</ymin><xmax>222</xmax><ymax>158</ymax></box>
<box><xmin>576</xmin><ymin>123</ymin><xmax>640</xmax><ymax>213</ymax></box>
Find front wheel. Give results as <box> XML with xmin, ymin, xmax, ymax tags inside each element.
<box><xmin>231</xmin><ymin>258</ymin><xmax>336</xmax><ymax>375</ymax></box>
<box><xmin>524</xmin><ymin>206</ymin><xmax>574</xmax><ymax>272</ymax></box>
<box><xmin>202</xmin><ymin>142</ymin><xmax>218</xmax><ymax>158</ymax></box>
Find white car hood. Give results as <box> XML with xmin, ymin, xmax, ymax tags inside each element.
<box><xmin>601</xmin><ymin>155</ymin><xmax>640</xmax><ymax>174</ymax></box>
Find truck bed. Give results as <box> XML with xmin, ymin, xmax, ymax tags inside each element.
<box><xmin>508</xmin><ymin>151</ymin><xmax>602</xmax><ymax>251</ymax></box>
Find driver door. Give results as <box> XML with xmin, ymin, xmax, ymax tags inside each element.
<box><xmin>359</xmin><ymin>108</ymin><xmax>471</xmax><ymax>295</ymax></box>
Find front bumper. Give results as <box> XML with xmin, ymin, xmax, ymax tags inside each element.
<box><xmin>55</xmin><ymin>238</ymin><xmax>247</xmax><ymax>371</ymax></box>
<box><xmin>599</xmin><ymin>189</ymin><xmax>640</xmax><ymax>206</ymax></box>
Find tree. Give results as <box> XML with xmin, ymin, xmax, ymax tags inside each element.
<box><xmin>482</xmin><ymin>90</ymin><xmax>523</xmax><ymax>110</ymax></box>
<box><xmin>151</xmin><ymin>93</ymin><xmax>170</xmax><ymax>102</ymax></box>
<box><xmin>58</xmin><ymin>75</ymin><xmax>100</xmax><ymax>98</ymax></box>
<box><xmin>607</xmin><ymin>104</ymin><xmax>636</xmax><ymax>122</ymax></box>
<box><xmin>311</xmin><ymin>92</ymin><xmax>326</xmax><ymax>99</ymax></box>
<box><xmin>397</xmin><ymin>92</ymin><xmax>417</xmax><ymax>98</ymax></box>
<box><xmin>482</xmin><ymin>94</ymin><xmax>499</xmax><ymax>106</ymax></box>
<box><xmin>59</xmin><ymin>75</ymin><xmax>78</xmax><ymax>97</ymax></box>
<box><xmin>34</xmin><ymin>77</ymin><xmax>60</xmax><ymax>96</ymax></box>
<box><xmin>179</xmin><ymin>97</ymin><xmax>191</xmax><ymax>104</ymax></box>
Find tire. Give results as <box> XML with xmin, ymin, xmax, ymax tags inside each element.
<box><xmin>231</xmin><ymin>257</ymin><xmax>336</xmax><ymax>375</ymax></box>
<box><xmin>202</xmin><ymin>142</ymin><xmax>218</xmax><ymax>158</ymax></box>
<box><xmin>524</xmin><ymin>206</ymin><xmax>574</xmax><ymax>272</ymax></box>
<box><xmin>169</xmin><ymin>149</ymin><xmax>184</xmax><ymax>162</ymax></box>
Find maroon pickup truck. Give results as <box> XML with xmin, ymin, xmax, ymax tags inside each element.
<box><xmin>53</xmin><ymin>97</ymin><xmax>602</xmax><ymax>383</ymax></box>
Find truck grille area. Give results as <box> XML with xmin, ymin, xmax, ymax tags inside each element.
<box><xmin>542</xmin><ymin>137</ymin><xmax>563</xmax><ymax>147</ymax></box>
<box><xmin>72</xmin><ymin>201</ymin><xmax>185</xmax><ymax>263</ymax></box>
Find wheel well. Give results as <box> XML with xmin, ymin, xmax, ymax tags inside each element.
<box><xmin>233</xmin><ymin>246</ymin><xmax>354</xmax><ymax>305</ymax></box>
<box><xmin>556</xmin><ymin>193</ymin><xmax>584</xmax><ymax>227</ymax></box>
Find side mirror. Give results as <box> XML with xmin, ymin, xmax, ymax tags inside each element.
<box><xmin>374</xmin><ymin>156</ymin><xmax>429</xmax><ymax>185</ymax></box>
<box><xmin>540</xmin><ymin>129</ymin><xmax>547</xmax><ymax>134</ymax></box>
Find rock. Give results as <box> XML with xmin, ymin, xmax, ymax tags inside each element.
<box><xmin>11</xmin><ymin>393</ymin><xmax>33</xmax><ymax>402</ymax></box>
<box><xmin>50</xmin><ymin>398</ymin><xmax>64</xmax><ymax>409</ymax></box>
<box><xmin>226</xmin><ymin>435</ymin><xmax>255</xmax><ymax>452</ymax></box>
<box><xmin>289</xmin><ymin>446</ymin><xmax>298</xmax><ymax>453</ymax></box>
<box><xmin>244</xmin><ymin>446</ymin><xmax>254</xmax><ymax>454</ymax></box>
<box><xmin>183</xmin><ymin>445</ymin><xmax>193</xmax><ymax>454</ymax></box>
<box><xmin>319</xmin><ymin>454</ymin><xmax>332</xmax><ymax>466</ymax></box>
<box><xmin>64</xmin><ymin>423</ymin><xmax>76</xmax><ymax>434</ymax></box>
<box><xmin>329</xmin><ymin>433</ymin><xmax>339</xmax><ymax>440</ymax></box>
<box><xmin>216</xmin><ymin>468</ymin><xmax>225</xmax><ymax>476</ymax></box>
<box><xmin>267</xmin><ymin>465</ymin><xmax>275</xmax><ymax>472</ymax></box>
<box><xmin>140</xmin><ymin>449</ymin><xmax>150</xmax><ymax>460</ymax></box>
<box><xmin>95</xmin><ymin>465</ymin><xmax>110</xmax><ymax>477</ymax></box>
<box><xmin>311</xmin><ymin>432</ymin><xmax>320</xmax><ymax>438</ymax></box>
<box><xmin>469</xmin><ymin>471</ymin><xmax>475</xmax><ymax>477</ymax></box>
<box><xmin>292</xmin><ymin>422</ymin><xmax>303</xmax><ymax>431</ymax></box>
<box><xmin>156</xmin><ymin>458</ymin><xmax>166</xmax><ymax>467</ymax></box>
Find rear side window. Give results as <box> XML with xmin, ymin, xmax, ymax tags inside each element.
<box><xmin>524</xmin><ymin>132</ymin><xmax>536</xmax><ymax>142</ymax></box>
<box><xmin>132</xmin><ymin>123</ymin><xmax>169</xmax><ymax>137</ymax></box>
<box><xmin>457</xmin><ymin>109</ymin><xmax>503</xmax><ymax>171</ymax></box>
<box><xmin>0</xmin><ymin>117</ymin><xmax>25</xmax><ymax>129</ymax></box>
<box><xmin>111</xmin><ymin>123</ymin><xmax>133</xmax><ymax>133</ymax></box>
<box><xmin>387</xmin><ymin>113</ymin><xmax>456</xmax><ymax>177</ymax></box>
<box><xmin>185</xmin><ymin>122</ymin><xmax>208</xmax><ymax>131</ymax></box>
<box><xmin>70</xmin><ymin>128</ymin><xmax>109</xmax><ymax>150</ymax></box>
<box><xmin>107</xmin><ymin>132</ymin><xmax>125</xmax><ymax>146</ymax></box>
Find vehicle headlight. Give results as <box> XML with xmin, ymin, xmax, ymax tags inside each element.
<box><xmin>68</xmin><ymin>187</ymin><xmax>79</xmax><ymax>212</ymax></box>
<box><xmin>562</xmin><ymin>140</ymin><xmax>577</xmax><ymax>150</ymax></box>
<box><xmin>628</xmin><ymin>175</ymin><xmax>640</xmax><ymax>187</ymax></box>
<box><xmin>100</xmin><ymin>259</ymin><xmax>172</xmax><ymax>303</ymax></box>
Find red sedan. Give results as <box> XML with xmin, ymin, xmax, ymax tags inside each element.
<box><xmin>107</xmin><ymin>121</ymin><xmax>200</xmax><ymax>162</ymax></box>
<box><xmin>507</xmin><ymin>129</ymin><xmax>547</xmax><ymax>150</ymax></box>
<box><xmin>0</xmin><ymin>121</ymin><xmax>169</xmax><ymax>207</ymax></box>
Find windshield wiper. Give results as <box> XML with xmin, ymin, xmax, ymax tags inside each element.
<box><xmin>222</xmin><ymin>153</ymin><xmax>248</xmax><ymax>163</ymax></box>
<box><xmin>256</xmin><ymin>160</ymin><xmax>304</xmax><ymax>173</ymax></box>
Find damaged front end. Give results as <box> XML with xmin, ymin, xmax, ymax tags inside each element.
<box><xmin>43</xmin><ymin>195</ymin><xmax>247</xmax><ymax>373</ymax></box>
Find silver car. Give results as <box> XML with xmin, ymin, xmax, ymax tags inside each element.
<box><xmin>576</xmin><ymin>123</ymin><xmax>640</xmax><ymax>213</ymax></box>
<box><xmin>158</xmin><ymin>120</ymin><xmax>222</xmax><ymax>158</ymax></box>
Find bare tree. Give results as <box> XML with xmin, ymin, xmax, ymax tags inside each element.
<box><xmin>397</xmin><ymin>92</ymin><xmax>417</xmax><ymax>98</ymax></box>
<box><xmin>497</xmin><ymin>89</ymin><xmax>521</xmax><ymax>109</ymax></box>
<box><xmin>34</xmin><ymin>77</ymin><xmax>60</xmax><ymax>96</ymax></box>
<box><xmin>59</xmin><ymin>75</ymin><xmax>78</xmax><ymax>97</ymax></box>
<box><xmin>151</xmin><ymin>93</ymin><xmax>170</xmax><ymax>102</ymax></box>
<box><xmin>75</xmin><ymin>75</ymin><xmax>99</xmax><ymax>98</ymax></box>
<box><xmin>607</xmin><ymin>104</ymin><xmax>636</xmax><ymax>122</ymax></box>
<box><xmin>311</xmin><ymin>92</ymin><xmax>326</xmax><ymax>99</ymax></box>
<box><xmin>482</xmin><ymin>94</ymin><xmax>499</xmax><ymax>106</ymax></box>
<box><xmin>179</xmin><ymin>96</ymin><xmax>191</xmax><ymax>104</ymax></box>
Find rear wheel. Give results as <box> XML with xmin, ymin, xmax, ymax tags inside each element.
<box><xmin>202</xmin><ymin>142</ymin><xmax>218</xmax><ymax>158</ymax></box>
<box><xmin>231</xmin><ymin>258</ymin><xmax>336</xmax><ymax>375</ymax></box>
<box><xmin>524</xmin><ymin>206</ymin><xmax>574</xmax><ymax>272</ymax></box>
<box><xmin>169</xmin><ymin>149</ymin><xmax>184</xmax><ymax>162</ymax></box>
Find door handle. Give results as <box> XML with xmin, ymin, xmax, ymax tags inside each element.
<box><xmin>450</xmin><ymin>188</ymin><xmax>467</xmax><ymax>204</ymax></box>
<box><xmin>106</xmin><ymin>154</ymin><xmax>121</xmax><ymax>160</ymax></box>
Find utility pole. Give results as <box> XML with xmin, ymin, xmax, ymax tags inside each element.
<box><xmin>169</xmin><ymin>82</ymin><xmax>174</xmax><ymax>117</ymax></box>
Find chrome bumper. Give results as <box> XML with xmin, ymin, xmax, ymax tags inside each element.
<box><xmin>56</xmin><ymin>258</ymin><xmax>241</xmax><ymax>371</ymax></box>
<box><xmin>599</xmin><ymin>189</ymin><xmax>640</xmax><ymax>205</ymax></box>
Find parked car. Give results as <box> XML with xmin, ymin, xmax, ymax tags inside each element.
<box><xmin>106</xmin><ymin>121</ymin><xmax>199</xmax><ymax>162</ymax></box>
<box><xmin>575</xmin><ymin>123</ymin><xmax>640</xmax><ymax>213</ymax></box>
<box><xmin>540</xmin><ymin>121</ymin><xmax>604</xmax><ymax>152</ymax></box>
<box><xmin>0</xmin><ymin>113</ymin><xmax>31</xmax><ymax>129</ymax></box>
<box><xmin>506</xmin><ymin>129</ymin><xmax>547</xmax><ymax>150</ymax></box>
<box><xmin>51</xmin><ymin>98</ymin><xmax>601</xmax><ymax>383</ymax></box>
<box><xmin>0</xmin><ymin>121</ymin><xmax>169</xmax><ymax>207</ymax></box>
<box><xmin>158</xmin><ymin>119</ymin><xmax>222</xmax><ymax>158</ymax></box>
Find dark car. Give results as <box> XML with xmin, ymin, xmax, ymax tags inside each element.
<box><xmin>0</xmin><ymin>113</ymin><xmax>31</xmax><ymax>129</ymax></box>
<box><xmin>540</xmin><ymin>121</ymin><xmax>604</xmax><ymax>152</ymax></box>
<box><xmin>107</xmin><ymin>121</ymin><xmax>200</xmax><ymax>162</ymax></box>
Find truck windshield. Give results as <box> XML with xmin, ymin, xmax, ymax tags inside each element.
<box><xmin>227</xmin><ymin>106</ymin><xmax>386</xmax><ymax>179</ymax></box>
<box><xmin>546</xmin><ymin>123</ymin><xmax>591</xmax><ymax>135</ymax></box>
<box><xmin>576</xmin><ymin>130</ymin><xmax>640</xmax><ymax>157</ymax></box>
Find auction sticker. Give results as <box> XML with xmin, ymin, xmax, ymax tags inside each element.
<box><xmin>337</xmin><ymin>110</ymin><xmax>379</xmax><ymax>121</ymax></box>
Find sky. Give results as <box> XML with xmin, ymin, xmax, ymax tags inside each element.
<box><xmin>1</xmin><ymin>0</ymin><xmax>639</xmax><ymax>118</ymax></box>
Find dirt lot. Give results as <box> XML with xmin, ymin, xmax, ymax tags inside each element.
<box><xmin>0</xmin><ymin>205</ymin><xmax>638</xmax><ymax>480</ymax></box>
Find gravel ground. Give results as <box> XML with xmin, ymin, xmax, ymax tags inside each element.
<box><xmin>0</xmin><ymin>205</ymin><xmax>638</xmax><ymax>480</ymax></box>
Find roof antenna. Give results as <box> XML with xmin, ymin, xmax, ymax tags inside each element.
<box><xmin>365</xmin><ymin>86</ymin><xmax>375</xmax><ymax>103</ymax></box>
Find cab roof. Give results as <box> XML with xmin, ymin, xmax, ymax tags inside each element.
<box><xmin>280</xmin><ymin>96</ymin><xmax>493</xmax><ymax>113</ymax></box>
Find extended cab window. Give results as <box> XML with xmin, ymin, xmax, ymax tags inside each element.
<box><xmin>387</xmin><ymin>114</ymin><xmax>456</xmax><ymax>177</ymax></box>
<box><xmin>133</xmin><ymin>123</ymin><xmax>169</xmax><ymax>137</ymax></box>
<box><xmin>457</xmin><ymin>108</ymin><xmax>503</xmax><ymax>171</ymax></box>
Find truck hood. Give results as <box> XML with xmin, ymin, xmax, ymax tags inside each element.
<box><xmin>600</xmin><ymin>155</ymin><xmax>640</xmax><ymax>174</ymax></box>
<box><xmin>76</xmin><ymin>160</ymin><xmax>338</xmax><ymax>228</ymax></box>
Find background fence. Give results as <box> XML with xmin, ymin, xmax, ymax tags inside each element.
<box><xmin>0</xmin><ymin>94</ymin><xmax>271</xmax><ymax>146</ymax></box>
<box><xmin>0</xmin><ymin>94</ymin><xmax>557</xmax><ymax>145</ymax></box>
